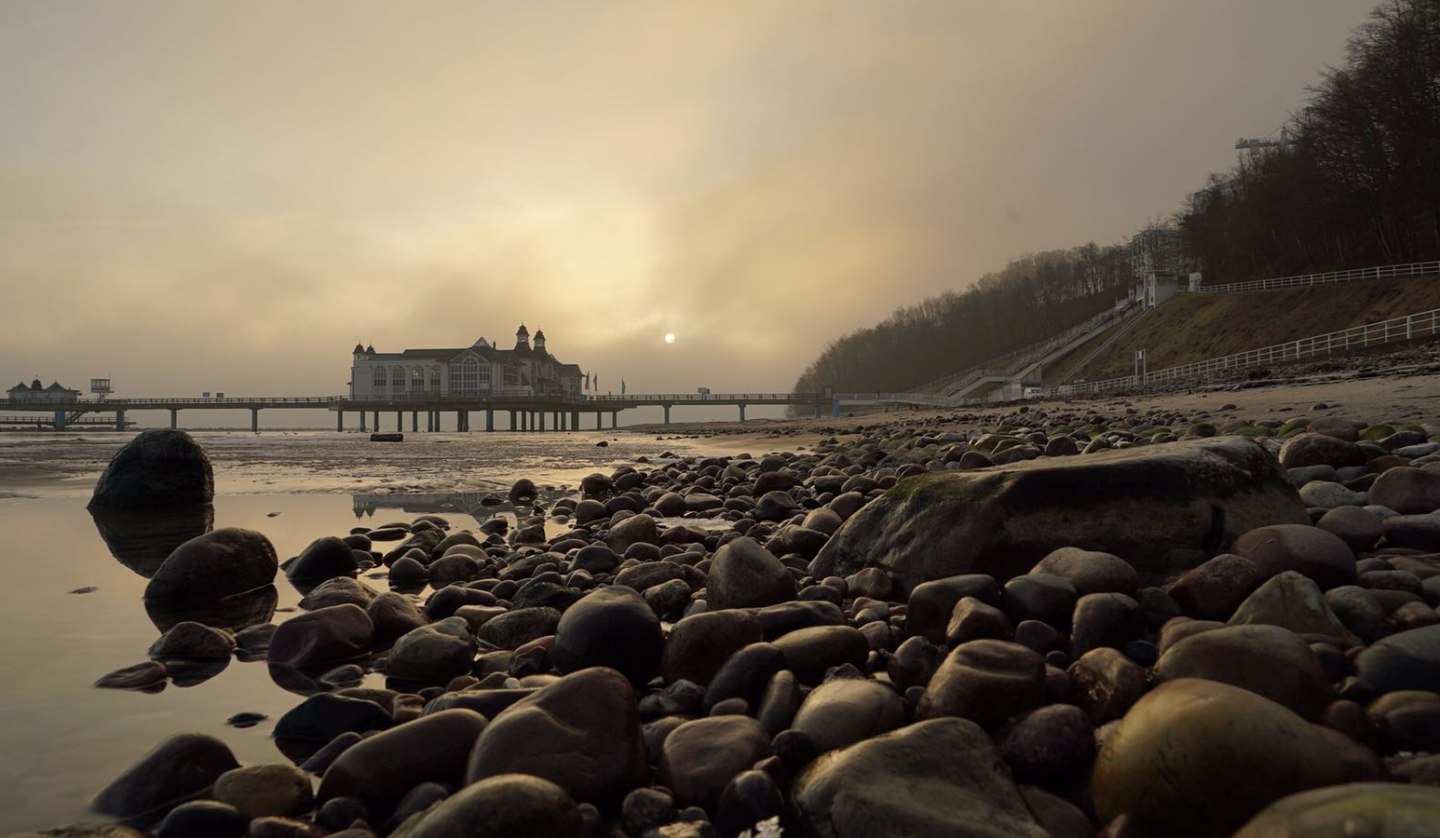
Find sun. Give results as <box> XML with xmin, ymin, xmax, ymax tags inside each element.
<box><xmin>664</xmin><ymin>333</ymin><xmax>676</xmax><ymax>344</ymax></box>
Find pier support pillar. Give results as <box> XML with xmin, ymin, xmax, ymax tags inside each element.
<box><xmin>360</xmin><ymin>412</ymin><xmax>367</xmax><ymax>432</ymax></box>
<box><xmin>486</xmin><ymin>409</ymin><xmax>494</xmax><ymax>432</ymax></box>
<box><xmin>831</xmin><ymin>398</ymin><xmax>841</xmax><ymax>418</ymax></box>
<box><xmin>395</xmin><ymin>411</ymin><xmax>402</xmax><ymax>432</ymax></box>
<box><xmin>521</xmin><ymin>412</ymin><xmax>528</xmax><ymax>431</ymax></box>
<box><xmin>538</xmin><ymin>412</ymin><xmax>546</xmax><ymax>431</ymax></box>
<box><xmin>814</xmin><ymin>404</ymin><xmax>822</xmax><ymax>419</ymax></box>
<box><xmin>53</xmin><ymin>410</ymin><xmax>66</xmax><ymax>430</ymax></box>
<box><xmin>337</xmin><ymin>411</ymin><xmax>344</xmax><ymax>432</ymax></box>
<box><xmin>612</xmin><ymin>411</ymin><xmax>619</xmax><ymax>428</ymax></box>
<box><xmin>571</xmin><ymin>411</ymin><xmax>580</xmax><ymax>431</ymax></box>
<box><xmin>738</xmin><ymin>404</ymin><xmax>746</xmax><ymax>422</ymax></box>
<box><xmin>170</xmin><ymin>409</ymin><xmax>179</xmax><ymax>429</ymax></box>
<box><xmin>250</xmin><ymin>408</ymin><xmax>259</xmax><ymax>433</ymax></box>
<box><xmin>457</xmin><ymin>410</ymin><xmax>467</xmax><ymax>432</ymax></box>
<box><xmin>412</xmin><ymin>412</ymin><xmax>418</xmax><ymax>433</ymax></box>
<box><xmin>596</xmin><ymin>412</ymin><xmax>602</xmax><ymax>430</ymax></box>
<box><xmin>372</xmin><ymin>411</ymin><xmax>380</xmax><ymax>430</ymax></box>
<box><xmin>663</xmin><ymin>404</ymin><xmax>671</xmax><ymax>424</ymax></box>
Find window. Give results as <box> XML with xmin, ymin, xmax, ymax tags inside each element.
<box><xmin>503</xmin><ymin>365</ymin><xmax>518</xmax><ymax>386</ymax></box>
<box><xmin>391</xmin><ymin>367</ymin><xmax>405</xmax><ymax>394</ymax></box>
<box><xmin>373</xmin><ymin>367</ymin><xmax>387</xmax><ymax>388</ymax></box>
<box><xmin>410</xmin><ymin>367</ymin><xmax>424</xmax><ymax>391</ymax></box>
<box><xmin>476</xmin><ymin>363</ymin><xmax>491</xmax><ymax>389</ymax></box>
<box><xmin>429</xmin><ymin>366</ymin><xmax>441</xmax><ymax>390</ymax></box>
<box><xmin>451</xmin><ymin>357</ymin><xmax>479</xmax><ymax>395</ymax></box>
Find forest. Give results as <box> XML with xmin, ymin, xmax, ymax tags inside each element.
<box><xmin>791</xmin><ymin>0</ymin><xmax>1440</xmax><ymax>399</ymax></box>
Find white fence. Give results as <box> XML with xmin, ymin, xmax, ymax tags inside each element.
<box><xmin>1049</xmin><ymin>308</ymin><xmax>1440</xmax><ymax>397</ymax></box>
<box><xmin>1197</xmin><ymin>261</ymin><xmax>1440</xmax><ymax>294</ymax></box>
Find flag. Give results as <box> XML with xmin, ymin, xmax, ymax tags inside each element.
<box><xmin>621</xmin><ymin>378</ymin><xmax>626</xmax><ymax>395</ymax></box>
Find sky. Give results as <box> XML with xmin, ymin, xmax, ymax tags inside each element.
<box><xmin>1</xmin><ymin>0</ymin><xmax>1376</xmax><ymax>400</ymax></box>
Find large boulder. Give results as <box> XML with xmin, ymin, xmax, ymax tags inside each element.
<box><xmin>1152</xmin><ymin>624</ymin><xmax>1332</xmax><ymax>720</ymax></box>
<box><xmin>389</xmin><ymin>774</ymin><xmax>581</xmax><ymax>838</ymax></box>
<box><xmin>1092</xmin><ymin>678</ymin><xmax>1346</xmax><ymax>836</ymax></box>
<box><xmin>791</xmin><ymin>718</ymin><xmax>1045</xmax><ymax>837</ymax></box>
<box><xmin>1353</xmin><ymin>624</ymin><xmax>1440</xmax><ymax>695</ymax></box>
<box><xmin>551</xmin><ymin>587</ymin><xmax>663</xmax><ymax>688</ymax></box>
<box><xmin>88</xmin><ymin>429</ymin><xmax>214</xmax><ymax>511</ymax></box>
<box><xmin>706</xmin><ymin>537</ymin><xmax>797</xmax><ymax>610</ymax></box>
<box><xmin>317</xmin><ymin>709</ymin><xmax>487</xmax><ymax>819</ymax></box>
<box><xmin>143</xmin><ymin>529</ymin><xmax>278</xmax><ymax>604</ymax></box>
<box><xmin>811</xmin><ymin>437</ymin><xmax>1308</xmax><ymax>594</ymax></box>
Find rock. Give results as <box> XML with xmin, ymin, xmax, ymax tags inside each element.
<box><xmin>1232</xmin><ymin>524</ymin><xmax>1356</xmax><ymax>589</ymax></box>
<box><xmin>790</xmin><ymin>678</ymin><xmax>906</xmax><ymax>754</ymax></box>
<box><xmin>751</xmin><ymin>600</ymin><xmax>847</xmax><ymax>640</ymax></box>
<box><xmin>92</xmin><ymin>733</ymin><xmax>240</xmax><ymax>822</ymax></box>
<box><xmin>273</xmin><ymin>693</ymin><xmax>394</xmax><ymax>763</ymax></box>
<box><xmin>94</xmin><ymin>661</ymin><xmax>169</xmax><ymax>691</ymax></box>
<box><xmin>1324</xmin><ymin>585</ymin><xmax>1390</xmax><ymax>645</ymax></box>
<box><xmin>705</xmin><ymin>537</ymin><xmax>797</xmax><ymax>611</ymax></box>
<box><xmin>153</xmin><ymin>800</ymin><xmax>247</xmax><ymax>838</ymax></box>
<box><xmin>212</xmin><ymin>763</ymin><xmax>313</xmax><ymax>819</ymax></box>
<box><xmin>622</xmin><ymin>787</ymin><xmax>677</xmax><ymax>837</ymax></box>
<box><xmin>702</xmin><ymin>643</ymin><xmax>788</xmax><ymax>711</ymax></box>
<box><xmin>389</xmin><ymin>774</ymin><xmax>581</xmax><ymax>838</ymax></box>
<box><xmin>905</xmin><ymin>575</ymin><xmax>1000</xmax><ymax>644</ymax></box>
<box><xmin>367</xmin><ymin>592</ymin><xmax>428</xmax><ymax>648</ymax></box>
<box><xmin>1233</xmin><ymin>782</ymin><xmax>1440</xmax><ymax>836</ymax></box>
<box><xmin>267</xmin><ymin>603</ymin><xmax>373</xmax><ymax>669</ymax></box>
<box><xmin>1316</xmin><ymin>506</ymin><xmax>1383</xmax><ymax>552</ymax></box>
<box><xmin>148</xmin><ymin>621</ymin><xmax>235</xmax><ymax>661</ymax></box>
<box><xmin>1030</xmin><ymin>548</ymin><xmax>1138</xmax><ymax>596</ymax></box>
<box><xmin>1278</xmin><ymin>433</ymin><xmax>1367</xmax><ymax>469</ymax></box>
<box><xmin>607</xmin><ymin>514</ymin><xmax>659</xmax><ymax>553</ymax></box>
<box><xmin>1298</xmin><ymin>480</ymin><xmax>1366</xmax><ymax>509</ymax></box>
<box><xmin>1092</xmin><ymin>678</ymin><xmax>1345</xmax><ymax>836</ymax></box>
<box><xmin>1000</xmin><ymin>574</ymin><xmax>1076</xmax><ymax>631</ymax></box>
<box><xmin>917</xmin><ymin>639</ymin><xmax>1046</xmax><ymax>730</ymax></box>
<box><xmin>318</xmin><ymin>708</ymin><xmax>487</xmax><ymax>819</ymax></box>
<box><xmin>996</xmin><ymin>703</ymin><xmax>1095</xmax><ymax>784</ymax></box>
<box><xmin>387</xmin><ymin>623</ymin><xmax>477</xmax><ymax>684</ymax></box>
<box><xmin>1368</xmin><ymin>467</ymin><xmax>1440</xmax><ymax>514</ymax></box>
<box><xmin>552</xmin><ymin>586</ymin><xmax>663</xmax><ymax>687</ymax></box>
<box><xmin>658</xmin><ymin>715</ymin><xmax>772</xmax><ymax>812</ymax></box>
<box><xmin>1154</xmin><ymin>624</ymin><xmax>1331</xmax><ymax>720</ymax></box>
<box><xmin>1382</xmin><ymin>511</ymin><xmax>1440</xmax><ymax>551</ymax></box>
<box><xmin>715</xmin><ymin>771</ymin><xmax>785</xmax><ymax>838</ymax></box>
<box><xmin>144</xmin><ymin>528</ymin><xmax>278</xmax><ymax>603</ymax></box>
<box><xmin>792</xmin><ymin>718</ymin><xmax>1045</xmax><ymax>837</ymax></box>
<box><xmin>770</xmin><ymin>625</ymin><xmax>868</xmax><ymax>685</ymax></box>
<box><xmin>1228</xmin><ymin>571</ymin><xmax>1358</xmax><ymax>646</ymax></box>
<box><xmin>812</xmin><ymin>437</ymin><xmax>1308</xmax><ymax>594</ymax></box>
<box><xmin>298</xmin><ymin>576</ymin><xmax>377</xmax><ymax>611</ymax></box>
<box><xmin>944</xmin><ymin>596</ymin><xmax>1013</xmax><ymax>645</ymax></box>
<box><xmin>476</xmin><ymin>607</ymin><xmax>561</xmax><ymax>650</ymax></box>
<box><xmin>465</xmin><ymin>668</ymin><xmax>646</xmax><ymax>809</ymax></box>
<box><xmin>286</xmin><ymin>537</ymin><xmax>359</xmax><ymax>586</ymax></box>
<box><xmin>1070</xmin><ymin>593</ymin><xmax>1144</xmax><ymax>658</ymax></box>
<box><xmin>88</xmin><ymin>429</ymin><xmax>214</xmax><ymax>511</ymax></box>
<box><xmin>1353</xmin><ymin>624</ymin><xmax>1440</xmax><ymax>695</ymax></box>
<box><xmin>1067</xmin><ymin>647</ymin><xmax>1147</xmax><ymax>724</ymax></box>
<box><xmin>1166</xmin><ymin>553</ymin><xmax>1260</xmax><ymax>620</ymax></box>
<box><xmin>661</xmin><ymin>611</ymin><xmax>764</xmax><ymax>686</ymax></box>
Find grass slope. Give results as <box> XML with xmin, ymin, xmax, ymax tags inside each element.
<box><xmin>1075</xmin><ymin>276</ymin><xmax>1440</xmax><ymax>382</ymax></box>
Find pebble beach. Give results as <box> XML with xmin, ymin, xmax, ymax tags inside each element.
<box><xmin>11</xmin><ymin>359</ymin><xmax>1440</xmax><ymax>838</ymax></box>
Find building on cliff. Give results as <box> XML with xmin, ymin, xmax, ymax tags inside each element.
<box><xmin>348</xmin><ymin>325</ymin><xmax>584</xmax><ymax>400</ymax></box>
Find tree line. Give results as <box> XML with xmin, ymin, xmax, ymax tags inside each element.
<box><xmin>791</xmin><ymin>0</ymin><xmax>1439</xmax><ymax>400</ymax></box>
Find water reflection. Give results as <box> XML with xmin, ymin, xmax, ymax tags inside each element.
<box><xmin>88</xmin><ymin>504</ymin><xmax>215</xmax><ymax>578</ymax></box>
<box><xmin>144</xmin><ymin>584</ymin><xmax>278</xmax><ymax>633</ymax></box>
<box><xmin>351</xmin><ymin>490</ymin><xmax>565</xmax><ymax>523</ymax></box>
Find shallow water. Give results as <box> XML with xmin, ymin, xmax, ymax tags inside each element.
<box><xmin>0</xmin><ymin>430</ymin><xmax>755</xmax><ymax>832</ymax></box>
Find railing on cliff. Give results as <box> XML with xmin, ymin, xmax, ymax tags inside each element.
<box><xmin>1196</xmin><ymin>260</ymin><xmax>1440</xmax><ymax>294</ymax></box>
<box><xmin>1044</xmin><ymin>307</ymin><xmax>1440</xmax><ymax>397</ymax></box>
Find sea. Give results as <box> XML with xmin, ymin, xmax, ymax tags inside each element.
<box><xmin>0</xmin><ymin>428</ymin><xmax>756</xmax><ymax>833</ymax></box>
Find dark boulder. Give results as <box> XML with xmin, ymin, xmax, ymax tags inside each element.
<box><xmin>88</xmin><ymin>429</ymin><xmax>214</xmax><ymax>511</ymax></box>
<box><xmin>144</xmin><ymin>528</ymin><xmax>278</xmax><ymax>604</ymax></box>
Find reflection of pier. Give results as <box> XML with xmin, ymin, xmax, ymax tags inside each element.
<box><xmin>352</xmin><ymin>491</ymin><xmax>560</xmax><ymax>523</ymax></box>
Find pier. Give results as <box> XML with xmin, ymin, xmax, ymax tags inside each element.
<box><xmin>0</xmin><ymin>392</ymin><xmax>834</xmax><ymax>432</ymax></box>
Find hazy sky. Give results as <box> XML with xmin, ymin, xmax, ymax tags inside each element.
<box><xmin>1</xmin><ymin>0</ymin><xmax>1374</xmax><ymax>398</ymax></box>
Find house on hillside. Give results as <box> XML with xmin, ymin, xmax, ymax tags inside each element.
<box><xmin>6</xmin><ymin>378</ymin><xmax>81</xmax><ymax>403</ymax></box>
<box><xmin>348</xmin><ymin>325</ymin><xmax>584</xmax><ymax>400</ymax></box>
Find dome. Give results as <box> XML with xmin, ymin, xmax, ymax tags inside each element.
<box><xmin>516</xmin><ymin>324</ymin><xmax>529</xmax><ymax>336</ymax></box>
<box><xmin>353</xmin><ymin>342</ymin><xmax>365</xmax><ymax>354</ymax></box>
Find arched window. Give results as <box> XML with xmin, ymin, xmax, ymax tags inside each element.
<box><xmin>429</xmin><ymin>366</ymin><xmax>441</xmax><ymax>390</ymax></box>
<box><xmin>450</xmin><ymin>357</ymin><xmax>480</xmax><ymax>395</ymax></box>
<box><xmin>391</xmin><ymin>367</ymin><xmax>405</xmax><ymax>395</ymax></box>
<box><xmin>373</xmin><ymin>367</ymin><xmax>387</xmax><ymax>388</ymax></box>
<box><xmin>410</xmin><ymin>367</ymin><xmax>424</xmax><ymax>392</ymax></box>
